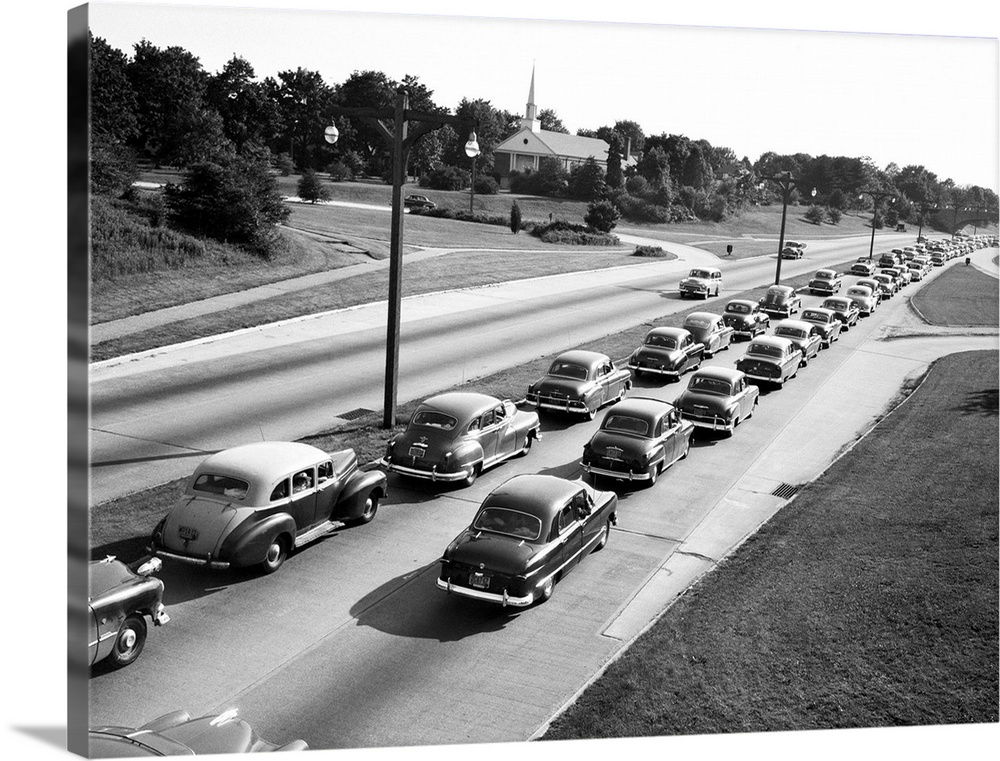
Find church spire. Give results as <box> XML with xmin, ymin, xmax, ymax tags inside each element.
<box><xmin>521</xmin><ymin>63</ymin><xmax>541</xmax><ymax>133</ymax></box>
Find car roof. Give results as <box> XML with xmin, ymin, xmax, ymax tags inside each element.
<box><xmin>725</xmin><ymin>299</ymin><xmax>757</xmax><ymax>308</ymax></box>
<box><xmin>645</xmin><ymin>326</ymin><xmax>689</xmax><ymax>339</ymax></box>
<box><xmin>814</xmin><ymin>269</ymin><xmax>837</xmax><ymax>276</ymax></box>
<box><xmin>822</xmin><ymin>296</ymin><xmax>851</xmax><ymax>305</ymax></box>
<box><xmin>766</xmin><ymin>284</ymin><xmax>794</xmax><ymax>293</ymax></box>
<box><xmin>802</xmin><ymin>307</ymin><xmax>835</xmax><ymax>317</ymax></box>
<box><xmin>689</xmin><ymin>366</ymin><xmax>743</xmax><ymax>383</ymax></box>
<box><xmin>603</xmin><ymin>396</ymin><xmax>673</xmax><ymax>421</ymax></box>
<box><xmin>484</xmin><ymin>474</ymin><xmax>586</xmax><ymax>516</ymax></box>
<box><xmin>550</xmin><ymin>349</ymin><xmax>609</xmax><ymax>369</ymax></box>
<box><xmin>689</xmin><ymin>266</ymin><xmax>721</xmax><ymax>275</ymax></box>
<box><xmin>194</xmin><ymin>442</ymin><xmax>328</xmax><ymax>481</ymax></box>
<box><xmin>417</xmin><ymin>392</ymin><xmax>501</xmax><ymax>420</ymax></box>
<box><xmin>748</xmin><ymin>335</ymin><xmax>793</xmax><ymax>349</ymax></box>
<box><xmin>775</xmin><ymin>318</ymin><xmax>813</xmax><ymax>332</ymax></box>
<box><xmin>684</xmin><ymin>311</ymin><xmax>722</xmax><ymax>324</ymax></box>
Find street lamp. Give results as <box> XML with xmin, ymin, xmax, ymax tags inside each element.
<box><xmin>858</xmin><ymin>189</ymin><xmax>896</xmax><ymax>260</ymax></box>
<box><xmin>324</xmin><ymin>89</ymin><xmax>475</xmax><ymax>428</ymax></box>
<box><xmin>465</xmin><ymin>131</ymin><xmax>480</xmax><ymax>215</ymax></box>
<box><xmin>759</xmin><ymin>172</ymin><xmax>816</xmax><ymax>285</ymax></box>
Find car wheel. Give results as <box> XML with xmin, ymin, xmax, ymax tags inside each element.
<box><xmin>462</xmin><ymin>464</ymin><xmax>481</xmax><ymax>488</ymax></box>
<box><xmin>261</xmin><ymin>536</ymin><xmax>289</xmax><ymax>574</ymax></box>
<box><xmin>109</xmin><ymin>615</ymin><xmax>147</xmax><ymax>668</ymax></box>
<box><xmin>520</xmin><ymin>433</ymin><xmax>535</xmax><ymax>456</ymax></box>
<box><xmin>354</xmin><ymin>493</ymin><xmax>379</xmax><ymax>525</ymax></box>
<box><xmin>594</xmin><ymin>520</ymin><xmax>611</xmax><ymax>552</ymax></box>
<box><xmin>646</xmin><ymin>462</ymin><xmax>660</xmax><ymax>487</ymax></box>
<box><xmin>585</xmin><ymin>405</ymin><xmax>596</xmax><ymax>422</ymax></box>
<box><xmin>537</xmin><ymin>577</ymin><xmax>555</xmax><ymax>604</ymax></box>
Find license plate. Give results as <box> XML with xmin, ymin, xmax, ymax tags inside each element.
<box><xmin>606</xmin><ymin>447</ymin><xmax>623</xmax><ymax>461</ymax></box>
<box><xmin>178</xmin><ymin>525</ymin><xmax>198</xmax><ymax>540</ymax></box>
<box><xmin>408</xmin><ymin>447</ymin><xmax>425</xmax><ymax>458</ymax></box>
<box><xmin>469</xmin><ymin>572</ymin><xmax>491</xmax><ymax>589</ymax></box>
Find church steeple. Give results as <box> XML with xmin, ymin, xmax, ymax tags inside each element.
<box><xmin>520</xmin><ymin>63</ymin><xmax>541</xmax><ymax>133</ymax></box>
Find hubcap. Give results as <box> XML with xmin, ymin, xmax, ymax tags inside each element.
<box><xmin>120</xmin><ymin>629</ymin><xmax>136</xmax><ymax>651</ymax></box>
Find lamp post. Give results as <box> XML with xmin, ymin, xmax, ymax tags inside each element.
<box><xmin>325</xmin><ymin>88</ymin><xmax>476</xmax><ymax>428</ymax></box>
<box><xmin>859</xmin><ymin>189</ymin><xmax>896</xmax><ymax>260</ymax></box>
<box><xmin>465</xmin><ymin>131</ymin><xmax>480</xmax><ymax>215</ymax></box>
<box><xmin>759</xmin><ymin>172</ymin><xmax>816</xmax><ymax>285</ymax></box>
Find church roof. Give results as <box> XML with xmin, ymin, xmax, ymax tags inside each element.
<box><xmin>495</xmin><ymin>128</ymin><xmax>611</xmax><ymax>161</ymax></box>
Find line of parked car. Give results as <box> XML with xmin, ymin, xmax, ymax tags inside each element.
<box><xmin>88</xmin><ymin>233</ymin><xmax>995</xmax><ymax>753</ymax></box>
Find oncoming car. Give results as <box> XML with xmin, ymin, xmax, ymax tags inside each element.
<box><xmin>88</xmin><ymin>555</ymin><xmax>170</xmax><ymax>669</ymax></box>
<box><xmin>437</xmin><ymin>475</ymin><xmax>618</xmax><ymax>606</ymax></box>
<box><xmin>627</xmin><ymin>326</ymin><xmax>704</xmax><ymax>380</ymax></box>
<box><xmin>675</xmin><ymin>366</ymin><xmax>760</xmax><ymax>435</ymax></box>
<box><xmin>403</xmin><ymin>194</ymin><xmax>436</xmax><ymax>210</ymax></box>
<box><xmin>526</xmin><ymin>350</ymin><xmax>632</xmax><ymax>420</ymax></box>
<box><xmin>581</xmin><ymin>397</ymin><xmax>694</xmax><ymax>487</ymax></box>
<box><xmin>679</xmin><ymin>266</ymin><xmax>723</xmax><ymax>299</ymax></box>
<box><xmin>150</xmin><ymin>442</ymin><xmax>387</xmax><ymax>574</ymax></box>
<box><xmin>381</xmin><ymin>392</ymin><xmax>540</xmax><ymax>487</ymax></box>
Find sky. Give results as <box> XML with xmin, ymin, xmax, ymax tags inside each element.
<box><xmin>0</xmin><ymin>2</ymin><xmax>997</xmax><ymax>761</ymax></box>
<box><xmin>84</xmin><ymin>0</ymin><xmax>1000</xmax><ymax>191</ymax></box>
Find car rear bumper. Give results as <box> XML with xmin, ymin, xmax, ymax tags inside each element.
<box><xmin>582</xmin><ymin>463</ymin><xmax>650</xmax><ymax>480</ymax></box>
<box><xmin>627</xmin><ymin>361</ymin><xmax>680</xmax><ymax>377</ymax></box>
<box><xmin>436</xmin><ymin>577</ymin><xmax>534</xmax><ymax>607</ymax></box>
<box><xmin>151</xmin><ymin>549</ymin><xmax>231</xmax><ymax>570</ymax></box>
<box><xmin>379</xmin><ymin>460</ymin><xmax>473</xmax><ymax>482</ymax></box>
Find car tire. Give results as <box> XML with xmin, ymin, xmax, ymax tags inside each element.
<box><xmin>646</xmin><ymin>462</ymin><xmax>660</xmax><ymax>487</ymax></box>
<box><xmin>261</xmin><ymin>536</ymin><xmax>288</xmax><ymax>575</ymax></box>
<box><xmin>353</xmin><ymin>493</ymin><xmax>379</xmax><ymax>525</ymax></box>
<box><xmin>585</xmin><ymin>405</ymin><xmax>596</xmax><ymax>422</ymax></box>
<box><xmin>462</xmin><ymin>464</ymin><xmax>481</xmax><ymax>488</ymax></box>
<box><xmin>520</xmin><ymin>433</ymin><xmax>535</xmax><ymax>456</ymax></box>
<box><xmin>537</xmin><ymin>577</ymin><xmax>555</xmax><ymax>605</ymax></box>
<box><xmin>594</xmin><ymin>520</ymin><xmax>611</xmax><ymax>552</ymax></box>
<box><xmin>109</xmin><ymin>615</ymin><xmax>147</xmax><ymax>668</ymax></box>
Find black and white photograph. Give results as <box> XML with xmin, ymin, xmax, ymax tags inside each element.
<box><xmin>5</xmin><ymin>1</ymin><xmax>1000</xmax><ymax>760</ymax></box>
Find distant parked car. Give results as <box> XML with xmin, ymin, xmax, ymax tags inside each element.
<box><xmin>844</xmin><ymin>284</ymin><xmax>878</xmax><ymax>316</ymax></box>
<box><xmin>88</xmin><ymin>555</ymin><xmax>170</xmax><ymax>669</ymax></box>
<box><xmin>772</xmin><ymin>319</ymin><xmax>822</xmax><ymax>365</ymax></box>
<box><xmin>800</xmin><ymin>307</ymin><xmax>843</xmax><ymax>347</ymax></box>
<box><xmin>581</xmin><ymin>397</ymin><xmax>694</xmax><ymax>486</ymax></box>
<box><xmin>734</xmin><ymin>335</ymin><xmax>801</xmax><ymax>387</ymax></box>
<box><xmin>678</xmin><ymin>266</ymin><xmax>723</xmax><ymax>299</ymax></box>
<box><xmin>150</xmin><ymin>442</ymin><xmax>387</xmax><ymax>574</ymax></box>
<box><xmin>682</xmin><ymin>311</ymin><xmax>734</xmax><ymax>357</ymax></box>
<box><xmin>675</xmin><ymin>366</ymin><xmax>760</xmax><ymax>435</ymax></box>
<box><xmin>526</xmin><ymin>350</ymin><xmax>632</xmax><ymax>421</ymax></box>
<box><xmin>627</xmin><ymin>326</ymin><xmax>704</xmax><ymax>380</ymax></box>
<box><xmin>404</xmin><ymin>194</ymin><xmax>436</xmax><ymax>210</ymax></box>
<box><xmin>722</xmin><ymin>299</ymin><xmax>770</xmax><ymax>339</ymax></box>
<box><xmin>381</xmin><ymin>392</ymin><xmax>540</xmax><ymax>487</ymax></box>
<box><xmin>850</xmin><ymin>260</ymin><xmax>876</xmax><ymax>277</ymax></box>
<box><xmin>758</xmin><ymin>284</ymin><xmax>802</xmax><ymax>318</ymax></box>
<box><xmin>872</xmin><ymin>272</ymin><xmax>898</xmax><ymax>297</ymax></box>
<box><xmin>906</xmin><ymin>262</ymin><xmax>925</xmax><ymax>281</ymax></box>
<box><xmin>808</xmin><ymin>269</ymin><xmax>843</xmax><ymax>295</ymax></box>
<box><xmin>437</xmin><ymin>474</ymin><xmax>618</xmax><ymax>606</ymax></box>
<box><xmin>89</xmin><ymin>709</ymin><xmax>308</xmax><ymax>756</ymax></box>
<box><xmin>821</xmin><ymin>296</ymin><xmax>861</xmax><ymax>329</ymax></box>
<box><xmin>859</xmin><ymin>275</ymin><xmax>893</xmax><ymax>301</ymax></box>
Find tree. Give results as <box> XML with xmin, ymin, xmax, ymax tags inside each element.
<box><xmin>164</xmin><ymin>152</ymin><xmax>290</xmax><ymax>255</ymax></box>
<box><xmin>804</xmin><ymin>204</ymin><xmax>825</xmax><ymax>225</ymax></box>
<box><xmin>89</xmin><ymin>33</ymin><xmax>139</xmax><ymax>145</ymax></box>
<box><xmin>205</xmin><ymin>56</ymin><xmax>281</xmax><ymax>155</ymax></box>
<box><xmin>636</xmin><ymin>146</ymin><xmax>671</xmax><ymax>190</ymax></box>
<box><xmin>269</xmin><ymin>67</ymin><xmax>336</xmax><ymax>171</ymax></box>
<box><xmin>568</xmin><ymin>157</ymin><xmax>607</xmax><ymax>201</ymax></box>
<box><xmin>605</xmin><ymin>133</ymin><xmax>623</xmax><ymax>190</ymax></box>
<box><xmin>827</xmin><ymin>207</ymin><xmax>843</xmax><ymax>225</ymax></box>
<box><xmin>510</xmin><ymin>200</ymin><xmax>522</xmax><ymax>234</ymax></box>
<box><xmin>297</xmin><ymin>169</ymin><xmax>330</xmax><ymax>203</ymax></box>
<box><xmin>585</xmin><ymin>199</ymin><xmax>620</xmax><ymax>233</ymax></box>
<box><xmin>538</xmin><ymin>108</ymin><xmax>568</xmax><ymax>133</ymax></box>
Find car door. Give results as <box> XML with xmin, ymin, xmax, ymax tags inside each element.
<box><xmin>494</xmin><ymin>402</ymin><xmax>520</xmax><ymax>458</ymax></box>
<box><xmin>477</xmin><ymin>408</ymin><xmax>501</xmax><ymax>463</ymax></box>
<box><xmin>314</xmin><ymin>459</ymin><xmax>342</xmax><ymax>522</ymax></box>
<box><xmin>734</xmin><ymin>376</ymin><xmax>753</xmax><ymax>418</ymax></box>
<box><xmin>286</xmin><ymin>468</ymin><xmax>318</xmax><ymax>530</ymax></box>
<box><xmin>659</xmin><ymin>410</ymin><xmax>679</xmax><ymax>464</ymax></box>
<box><xmin>552</xmin><ymin>496</ymin><xmax>586</xmax><ymax>574</ymax></box>
<box><xmin>595</xmin><ymin>362</ymin><xmax>614</xmax><ymax>406</ymax></box>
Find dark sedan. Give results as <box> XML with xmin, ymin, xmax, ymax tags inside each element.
<box><xmin>821</xmin><ymin>296</ymin><xmax>861</xmax><ymax>330</ymax></box>
<box><xmin>734</xmin><ymin>335</ymin><xmax>801</xmax><ymax>387</ymax></box>
<box><xmin>758</xmin><ymin>284</ymin><xmax>802</xmax><ymax>318</ymax></box>
<box><xmin>437</xmin><ymin>474</ymin><xmax>618</xmax><ymax>606</ymax></box>
<box><xmin>627</xmin><ymin>326</ymin><xmax>704</xmax><ymax>380</ymax></box>
<box><xmin>800</xmin><ymin>307</ymin><xmax>843</xmax><ymax>347</ymax></box>
<box><xmin>722</xmin><ymin>299</ymin><xmax>770</xmax><ymax>339</ymax></box>
<box><xmin>526</xmin><ymin>350</ymin><xmax>632</xmax><ymax>420</ymax></box>
<box><xmin>581</xmin><ymin>397</ymin><xmax>695</xmax><ymax>487</ymax></box>
<box><xmin>675</xmin><ymin>366</ymin><xmax>760</xmax><ymax>435</ymax></box>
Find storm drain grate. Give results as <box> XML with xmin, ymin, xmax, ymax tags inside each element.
<box><xmin>337</xmin><ymin>407</ymin><xmax>375</xmax><ymax>421</ymax></box>
<box><xmin>771</xmin><ymin>482</ymin><xmax>802</xmax><ymax>500</ymax></box>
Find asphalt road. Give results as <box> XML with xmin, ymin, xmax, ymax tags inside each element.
<box><xmin>87</xmin><ymin>247</ymin><xmax>998</xmax><ymax>751</ymax></box>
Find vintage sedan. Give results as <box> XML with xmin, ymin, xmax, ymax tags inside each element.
<box><xmin>90</xmin><ymin>709</ymin><xmax>308</xmax><ymax>756</ymax></box>
<box><xmin>772</xmin><ymin>319</ymin><xmax>822</xmax><ymax>365</ymax></box>
<box><xmin>682</xmin><ymin>311</ymin><xmax>735</xmax><ymax>357</ymax></box>
<box><xmin>845</xmin><ymin>284</ymin><xmax>878</xmax><ymax>316</ymax></box>
<box><xmin>872</xmin><ymin>272</ymin><xmax>899</xmax><ymax>297</ymax></box>
<box><xmin>780</xmin><ymin>242</ymin><xmax>805</xmax><ymax>259</ymax></box>
<box><xmin>403</xmin><ymin>194</ymin><xmax>436</xmax><ymax>210</ymax></box>
<box><xmin>858</xmin><ymin>275</ymin><xmax>892</xmax><ymax>301</ymax></box>
<box><xmin>151</xmin><ymin>442</ymin><xmax>387</xmax><ymax>574</ymax></box>
<box><xmin>627</xmin><ymin>326</ymin><xmax>703</xmax><ymax>380</ymax></box>
<box><xmin>381</xmin><ymin>392</ymin><xmax>540</xmax><ymax>486</ymax></box>
<box><xmin>436</xmin><ymin>474</ymin><xmax>618</xmax><ymax>606</ymax></box>
<box><xmin>734</xmin><ymin>335</ymin><xmax>801</xmax><ymax>387</ymax></box>
<box><xmin>675</xmin><ymin>366</ymin><xmax>760</xmax><ymax>435</ymax></box>
<box><xmin>88</xmin><ymin>555</ymin><xmax>169</xmax><ymax>669</ymax></box>
<box><xmin>808</xmin><ymin>268</ymin><xmax>843</xmax><ymax>295</ymax></box>
<box><xmin>678</xmin><ymin>266</ymin><xmax>723</xmax><ymax>299</ymax></box>
<box><xmin>758</xmin><ymin>284</ymin><xmax>802</xmax><ymax>318</ymax></box>
<box><xmin>722</xmin><ymin>299</ymin><xmax>770</xmax><ymax>339</ymax></box>
<box><xmin>821</xmin><ymin>296</ymin><xmax>861</xmax><ymax>329</ymax></box>
<box><xmin>526</xmin><ymin>350</ymin><xmax>632</xmax><ymax>420</ymax></box>
<box><xmin>906</xmin><ymin>261</ymin><xmax>925</xmax><ymax>281</ymax></box>
<box><xmin>878</xmin><ymin>267</ymin><xmax>905</xmax><ymax>291</ymax></box>
<box><xmin>850</xmin><ymin>259</ymin><xmax>876</xmax><ymax>276</ymax></box>
<box><xmin>800</xmin><ymin>307</ymin><xmax>843</xmax><ymax>347</ymax></box>
<box><xmin>581</xmin><ymin>397</ymin><xmax>695</xmax><ymax>486</ymax></box>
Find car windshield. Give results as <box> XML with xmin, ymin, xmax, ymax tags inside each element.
<box><xmin>748</xmin><ymin>343</ymin><xmax>784</xmax><ymax>358</ymax></box>
<box><xmin>726</xmin><ymin>303</ymin><xmax>750</xmax><ymax>314</ymax></box>
<box><xmin>193</xmin><ymin>474</ymin><xmax>249</xmax><ymax>499</ymax></box>
<box><xmin>823</xmin><ymin>301</ymin><xmax>845</xmax><ymax>310</ymax></box>
<box><xmin>802</xmin><ymin>311</ymin><xmax>827</xmax><ymax>322</ymax></box>
<box><xmin>472</xmin><ymin>507</ymin><xmax>542</xmax><ymax>541</ymax></box>
<box><xmin>547</xmin><ymin>361</ymin><xmax>589</xmax><ymax>380</ymax></box>
<box><xmin>763</xmin><ymin>289</ymin><xmax>786</xmax><ymax>302</ymax></box>
<box><xmin>689</xmin><ymin>376</ymin><xmax>732</xmax><ymax>395</ymax></box>
<box><xmin>775</xmin><ymin>327</ymin><xmax>805</xmax><ymax>339</ymax></box>
<box><xmin>815</xmin><ymin>272</ymin><xmax>833</xmax><ymax>279</ymax></box>
<box><xmin>688</xmin><ymin>269</ymin><xmax>713</xmax><ymax>279</ymax></box>
<box><xmin>602</xmin><ymin>415</ymin><xmax>649</xmax><ymax>436</ymax></box>
<box><xmin>411</xmin><ymin>410</ymin><xmax>458</xmax><ymax>430</ymax></box>
<box><xmin>644</xmin><ymin>334</ymin><xmax>677</xmax><ymax>349</ymax></box>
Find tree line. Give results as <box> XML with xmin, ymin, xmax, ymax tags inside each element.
<box><xmin>90</xmin><ymin>32</ymin><xmax>997</xmax><ymax>257</ymax></box>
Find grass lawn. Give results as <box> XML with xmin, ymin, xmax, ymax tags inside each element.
<box><xmin>541</xmin><ymin>349</ymin><xmax>998</xmax><ymax>737</ymax></box>
<box><xmin>910</xmin><ymin>262</ymin><xmax>1000</xmax><ymax>326</ymax></box>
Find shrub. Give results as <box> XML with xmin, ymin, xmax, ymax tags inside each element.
<box><xmin>805</xmin><ymin>204</ymin><xmax>826</xmax><ymax>225</ymax></box>
<box><xmin>420</xmin><ymin>165</ymin><xmax>469</xmax><ymax>191</ymax></box>
<box><xmin>510</xmin><ymin>200</ymin><xmax>522</xmax><ymax>234</ymax></box>
<box><xmin>613</xmin><ymin>194</ymin><xmax>672</xmax><ymax>224</ymax></box>
<box><xmin>632</xmin><ymin>245</ymin><xmax>668</xmax><ymax>257</ymax></box>
<box><xmin>297</xmin><ymin>169</ymin><xmax>331</xmax><ymax>203</ymax></box>
<box><xmin>327</xmin><ymin>160</ymin><xmax>354</xmax><ymax>182</ymax></box>
<box><xmin>473</xmin><ymin>175</ymin><xmax>500</xmax><ymax>195</ymax></box>
<box><xmin>273</xmin><ymin>152</ymin><xmax>294</xmax><ymax>176</ymax></box>
<box><xmin>827</xmin><ymin>206</ymin><xmax>843</xmax><ymax>225</ymax></box>
<box><xmin>625</xmin><ymin>175</ymin><xmax>650</xmax><ymax>198</ymax></box>
<box><xmin>585</xmin><ymin>199</ymin><xmax>620</xmax><ymax>232</ymax></box>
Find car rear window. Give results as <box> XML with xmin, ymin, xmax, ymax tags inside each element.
<box><xmin>726</xmin><ymin>303</ymin><xmax>750</xmax><ymax>314</ymax></box>
<box><xmin>473</xmin><ymin>507</ymin><xmax>542</xmax><ymax>541</ymax></box>
<box><xmin>689</xmin><ymin>376</ymin><xmax>732</xmax><ymax>395</ymax></box>
<box><xmin>548</xmin><ymin>362</ymin><xmax>589</xmax><ymax>380</ymax></box>
<box><xmin>747</xmin><ymin>343</ymin><xmax>784</xmax><ymax>358</ymax></box>
<box><xmin>775</xmin><ymin>326</ymin><xmax>806</xmax><ymax>339</ymax></box>
<box><xmin>602</xmin><ymin>415</ymin><xmax>649</xmax><ymax>436</ymax></box>
<box><xmin>644</xmin><ymin>334</ymin><xmax>677</xmax><ymax>349</ymax></box>
<box><xmin>193</xmin><ymin>474</ymin><xmax>249</xmax><ymax>499</ymax></box>
<box><xmin>411</xmin><ymin>410</ymin><xmax>458</xmax><ymax>430</ymax></box>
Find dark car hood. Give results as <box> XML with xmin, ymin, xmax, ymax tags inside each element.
<box><xmin>448</xmin><ymin>530</ymin><xmax>540</xmax><ymax>576</ymax></box>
